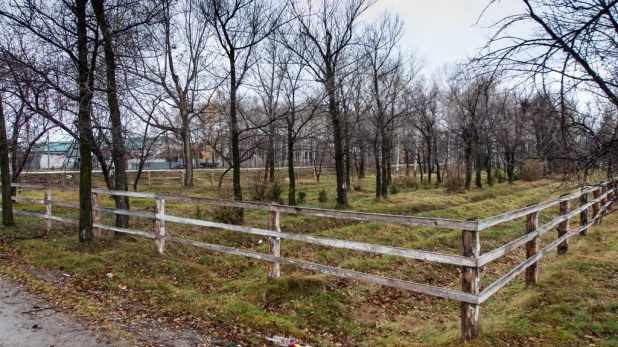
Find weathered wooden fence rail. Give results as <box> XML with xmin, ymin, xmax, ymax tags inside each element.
<box><xmin>17</xmin><ymin>166</ymin><xmax>322</xmax><ymax>188</ymax></box>
<box><xmin>3</xmin><ymin>180</ymin><xmax>616</xmax><ymax>340</ymax></box>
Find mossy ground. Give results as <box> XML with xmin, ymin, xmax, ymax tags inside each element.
<box><xmin>1</xmin><ymin>172</ymin><xmax>617</xmax><ymax>346</ymax></box>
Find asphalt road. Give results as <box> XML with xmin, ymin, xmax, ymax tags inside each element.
<box><xmin>0</xmin><ymin>276</ymin><xmax>125</xmax><ymax>347</ymax></box>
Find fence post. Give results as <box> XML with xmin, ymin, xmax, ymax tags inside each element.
<box><xmin>525</xmin><ymin>209</ymin><xmax>539</xmax><ymax>285</ymax></box>
<box><xmin>44</xmin><ymin>188</ymin><xmax>52</xmax><ymax>233</ymax></box>
<box><xmin>580</xmin><ymin>190</ymin><xmax>589</xmax><ymax>236</ymax></box>
<box><xmin>155</xmin><ymin>198</ymin><xmax>166</xmax><ymax>254</ymax></box>
<box><xmin>557</xmin><ymin>194</ymin><xmax>570</xmax><ymax>255</ymax></box>
<box><xmin>267</xmin><ymin>205</ymin><xmax>281</xmax><ymax>280</ymax></box>
<box><xmin>92</xmin><ymin>192</ymin><xmax>100</xmax><ymax>237</ymax></box>
<box><xmin>592</xmin><ymin>187</ymin><xmax>601</xmax><ymax>223</ymax></box>
<box><xmin>211</xmin><ymin>170</ymin><xmax>214</xmax><ymax>187</ymax></box>
<box><xmin>461</xmin><ymin>219</ymin><xmax>480</xmax><ymax>341</ymax></box>
<box><xmin>147</xmin><ymin>171</ymin><xmax>151</xmax><ymax>186</ymax></box>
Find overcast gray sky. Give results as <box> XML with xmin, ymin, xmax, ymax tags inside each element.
<box><xmin>365</xmin><ymin>0</ymin><xmax>528</xmax><ymax>74</ymax></box>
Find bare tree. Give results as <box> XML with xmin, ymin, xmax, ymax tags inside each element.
<box><xmin>281</xmin><ymin>56</ymin><xmax>322</xmax><ymax>205</ymax></box>
<box><xmin>287</xmin><ymin>0</ymin><xmax>375</xmax><ymax>207</ymax></box>
<box><xmin>478</xmin><ymin>0</ymin><xmax>618</xmax><ymax>178</ymax></box>
<box><xmin>92</xmin><ymin>0</ymin><xmax>130</xmax><ymax>229</ymax></box>
<box><xmin>0</xmin><ymin>0</ymin><xmax>102</xmax><ymax>241</ymax></box>
<box><xmin>128</xmin><ymin>0</ymin><xmax>213</xmax><ymax>187</ymax></box>
<box><xmin>410</xmin><ymin>79</ymin><xmax>440</xmax><ymax>185</ymax></box>
<box><xmin>201</xmin><ymin>0</ymin><xmax>286</xmax><ymax>218</ymax></box>
<box><xmin>0</xmin><ymin>94</ymin><xmax>12</xmax><ymax>225</ymax></box>
<box><xmin>254</xmin><ymin>39</ymin><xmax>286</xmax><ymax>184</ymax></box>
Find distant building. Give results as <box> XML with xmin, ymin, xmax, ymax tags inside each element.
<box><xmin>29</xmin><ymin>141</ymin><xmax>78</xmax><ymax>169</ymax></box>
<box><xmin>126</xmin><ymin>135</ymin><xmax>184</xmax><ymax>170</ymax></box>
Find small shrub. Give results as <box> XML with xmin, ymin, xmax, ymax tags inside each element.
<box><xmin>444</xmin><ymin>167</ymin><xmax>465</xmax><ymax>193</ymax></box>
<box><xmin>195</xmin><ymin>206</ymin><xmax>202</xmax><ymax>219</ymax></box>
<box><xmin>513</xmin><ymin>169</ymin><xmax>521</xmax><ymax>181</ymax></box>
<box><xmin>389</xmin><ymin>182</ymin><xmax>399</xmax><ymax>195</ymax></box>
<box><xmin>318</xmin><ymin>188</ymin><xmax>328</xmax><ymax>203</ymax></box>
<box><xmin>247</xmin><ymin>173</ymin><xmax>268</xmax><ymax>201</ymax></box>
<box><xmin>268</xmin><ymin>182</ymin><xmax>284</xmax><ymax>204</ymax></box>
<box><xmin>496</xmin><ymin>170</ymin><xmax>507</xmax><ymax>183</ymax></box>
<box><xmin>396</xmin><ymin>175</ymin><xmax>419</xmax><ymax>190</ymax></box>
<box><xmin>208</xmin><ymin>189</ymin><xmax>243</xmax><ymax>224</ymax></box>
<box><xmin>297</xmin><ymin>191</ymin><xmax>307</xmax><ymax>204</ymax></box>
<box><xmin>353</xmin><ymin>184</ymin><xmax>363</xmax><ymax>191</ymax></box>
<box><xmin>521</xmin><ymin>159</ymin><xmax>543</xmax><ymax>182</ymax></box>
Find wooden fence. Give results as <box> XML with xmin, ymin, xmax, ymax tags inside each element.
<box><xmin>3</xmin><ymin>180</ymin><xmax>616</xmax><ymax>340</ymax></box>
<box><xmin>17</xmin><ymin>166</ymin><xmax>325</xmax><ymax>187</ymax></box>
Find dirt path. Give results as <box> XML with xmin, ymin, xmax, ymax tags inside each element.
<box><xmin>0</xmin><ymin>276</ymin><xmax>128</xmax><ymax>347</ymax></box>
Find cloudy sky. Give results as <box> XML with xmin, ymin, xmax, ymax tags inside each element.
<box><xmin>365</xmin><ymin>0</ymin><xmax>529</xmax><ymax>74</ymax></box>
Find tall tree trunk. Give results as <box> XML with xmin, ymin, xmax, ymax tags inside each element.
<box><xmin>359</xmin><ymin>143</ymin><xmax>365</xmax><ymax>179</ymax></box>
<box><xmin>77</xmin><ymin>0</ymin><xmax>94</xmax><ymax>242</ymax></box>
<box><xmin>92</xmin><ymin>0</ymin><xmax>129</xmax><ymax>230</ymax></box>
<box><xmin>486</xmin><ymin>143</ymin><xmax>493</xmax><ymax>186</ymax></box>
<box><xmin>426</xmin><ymin>137</ymin><xmax>433</xmax><ymax>184</ymax></box>
<box><xmin>327</xmin><ymin>74</ymin><xmax>347</xmax><ymax>207</ymax></box>
<box><xmin>267</xmin><ymin>123</ymin><xmax>275</xmax><ymax>183</ymax></box>
<box><xmin>287</xmin><ymin>121</ymin><xmax>296</xmax><ymax>205</ymax></box>
<box><xmin>435</xmin><ymin>158</ymin><xmax>441</xmax><ymax>184</ymax></box>
<box><xmin>418</xmin><ymin>152</ymin><xmax>424</xmax><ymax>183</ymax></box>
<box><xmin>0</xmin><ymin>96</ymin><xmax>14</xmax><ymax>226</ymax></box>
<box><xmin>464</xmin><ymin>133</ymin><xmax>473</xmax><ymax>190</ymax></box>
<box><xmin>506</xmin><ymin>151</ymin><xmax>515</xmax><ymax>183</ymax></box>
<box><xmin>475</xmin><ymin>131</ymin><xmax>483</xmax><ymax>188</ymax></box>
<box><xmin>433</xmin><ymin>134</ymin><xmax>441</xmax><ymax>183</ymax></box>
<box><xmin>373</xmin><ymin>141</ymin><xmax>381</xmax><ymax>199</ymax></box>
<box><xmin>380</xmin><ymin>129</ymin><xmax>389</xmax><ymax>198</ymax></box>
<box><xmin>385</xmin><ymin>138</ymin><xmax>392</xmax><ymax>186</ymax></box>
<box><xmin>181</xmin><ymin>120</ymin><xmax>193</xmax><ymax>186</ymax></box>
<box><xmin>344</xmin><ymin>121</ymin><xmax>351</xmax><ymax>191</ymax></box>
<box><xmin>404</xmin><ymin>148</ymin><xmax>410</xmax><ymax>176</ymax></box>
<box><xmin>229</xmin><ymin>49</ymin><xmax>243</xmax><ymax>220</ymax></box>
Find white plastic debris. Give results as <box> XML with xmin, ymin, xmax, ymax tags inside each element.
<box><xmin>106</xmin><ymin>272</ymin><xmax>114</xmax><ymax>279</ymax></box>
<box><xmin>266</xmin><ymin>336</ymin><xmax>312</xmax><ymax>347</ymax></box>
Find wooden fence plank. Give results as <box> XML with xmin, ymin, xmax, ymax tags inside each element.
<box><xmin>557</xmin><ymin>195</ymin><xmax>570</xmax><ymax>255</ymax></box>
<box><xmin>46</xmin><ymin>200</ymin><xmax>79</xmax><ymax>209</ymax></box>
<box><xmin>166</xmin><ymin>236</ymin><xmax>479</xmax><ymax>304</ymax></box>
<box><xmin>94</xmin><ymin>223</ymin><xmax>155</xmax><ymax>239</ymax></box>
<box><xmin>593</xmin><ymin>188</ymin><xmax>601</xmax><ymax>223</ymax></box>
<box><xmin>479</xmin><ymin>189</ymin><xmax>609</xmax><ymax>266</ymax></box>
<box><xmin>49</xmin><ymin>215</ymin><xmax>79</xmax><ymax>225</ymax></box>
<box><xmin>525</xmin><ymin>210</ymin><xmax>539</xmax><ymax>286</ymax></box>
<box><xmin>155</xmin><ymin>199</ymin><xmax>166</xmax><ymax>254</ymax></box>
<box><xmin>477</xmin><ymin>187</ymin><xmax>596</xmax><ymax>230</ymax></box>
<box><xmin>268</xmin><ymin>209</ymin><xmax>281</xmax><ymax>280</ymax></box>
<box><xmin>89</xmin><ymin>189</ymin><xmax>476</xmax><ymax>230</ymax></box>
<box><xmin>92</xmin><ymin>206</ymin><xmax>156</xmax><ymax>219</ymax></box>
<box><xmin>580</xmin><ymin>191</ymin><xmax>589</xmax><ymax>236</ymax></box>
<box><xmin>158</xmin><ymin>213</ymin><xmax>476</xmax><ymax>266</ymax></box>
<box><xmin>13</xmin><ymin>209</ymin><xmax>45</xmax><ymax>218</ymax></box>
<box><xmin>44</xmin><ymin>188</ymin><xmax>51</xmax><ymax>233</ymax></box>
<box><xmin>461</xmin><ymin>222</ymin><xmax>480</xmax><ymax>341</ymax></box>
<box><xmin>92</xmin><ymin>192</ymin><xmax>100</xmax><ymax>237</ymax></box>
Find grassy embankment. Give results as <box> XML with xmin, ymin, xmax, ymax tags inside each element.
<box><xmin>1</xmin><ymin>172</ymin><xmax>617</xmax><ymax>346</ymax></box>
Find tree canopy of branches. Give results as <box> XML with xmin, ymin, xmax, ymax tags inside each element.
<box><xmin>477</xmin><ymin>0</ymin><xmax>618</xmax><ymax>179</ymax></box>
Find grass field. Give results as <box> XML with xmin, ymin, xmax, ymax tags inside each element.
<box><xmin>1</xmin><ymin>172</ymin><xmax>617</xmax><ymax>346</ymax></box>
